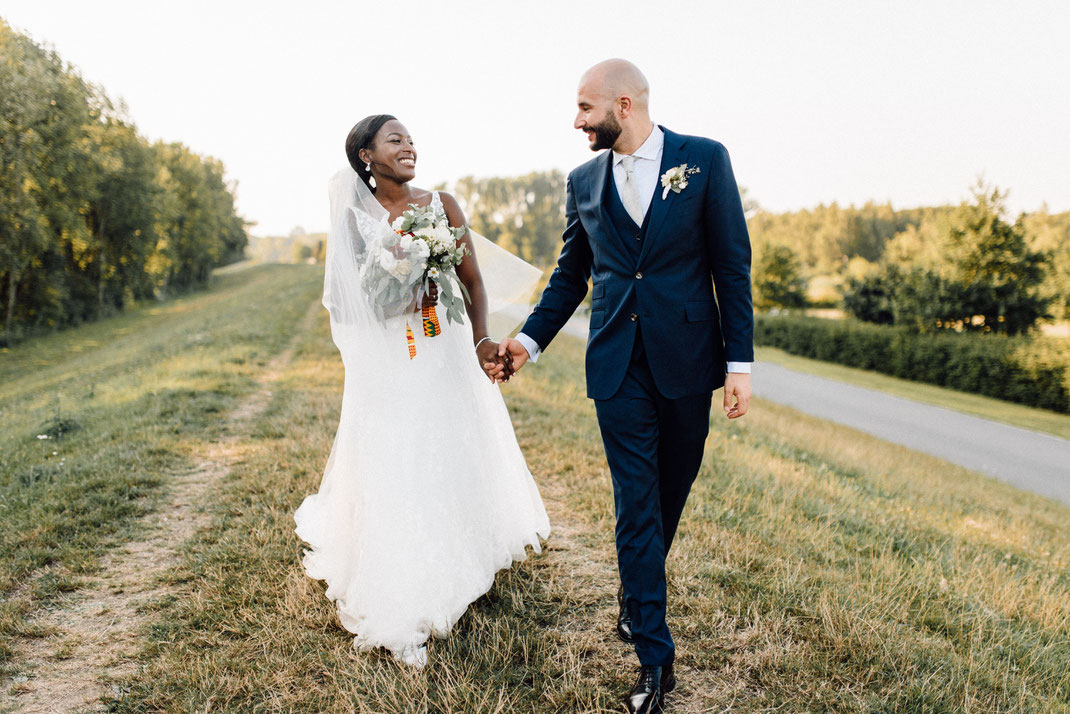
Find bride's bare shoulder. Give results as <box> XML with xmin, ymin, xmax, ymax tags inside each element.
<box><xmin>435</xmin><ymin>191</ymin><xmax>467</xmax><ymax>227</ymax></box>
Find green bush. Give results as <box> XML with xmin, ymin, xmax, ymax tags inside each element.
<box><xmin>755</xmin><ymin>315</ymin><xmax>1070</xmax><ymax>413</ymax></box>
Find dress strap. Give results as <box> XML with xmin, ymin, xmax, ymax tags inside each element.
<box><xmin>430</xmin><ymin>190</ymin><xmax>445</xmax><ymax>216</ymax></box>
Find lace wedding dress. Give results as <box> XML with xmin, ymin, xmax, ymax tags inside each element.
<box><xmin>294</xmin><ymin>171</ymin><xmax>550</xmax><ymax>666</ymax></box>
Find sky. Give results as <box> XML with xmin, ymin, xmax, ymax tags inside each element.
<box><xmin>2</xmin><ymin>0</ymin><xmax>1068</xmax><ymax>236</ymax></box>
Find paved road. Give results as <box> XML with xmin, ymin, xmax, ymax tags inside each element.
<box><xmin>752</xmin><ymin>363</ymin><xmax>1070</xmax><ymax>506</ymax></box>
<box><xmin>498</xmin><ymin>306</ymin><xmax>1070</xmax><ymax>506</ymax></box>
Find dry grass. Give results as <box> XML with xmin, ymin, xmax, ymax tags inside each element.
<box><xmin>2</xmin><ymin>264</ymin><xmax>1067</xmax><ymax>712</ymax></box>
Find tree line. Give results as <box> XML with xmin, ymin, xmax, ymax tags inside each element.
<box><xmin>444</xmin><ymin>171</ymin><xmax>1069</xmax><ymax>336</ymax></box>
<box><xmin>748</xmin><ymin>184</ymin><xmax>1070</xmax><ymax>334</ymax></box>
<box><xmin>0</xmin><ymin>19</ymin><xmax>246</xmax><ymax>343</ymax></box>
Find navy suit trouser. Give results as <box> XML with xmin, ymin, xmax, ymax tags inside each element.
<box><xmin>593</xmin><ymin>325</ymin><xmax>713</xmax><ymax>666</ymax></box>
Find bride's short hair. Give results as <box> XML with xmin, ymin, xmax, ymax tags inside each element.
<box><xmin>346</xmin><ymin>114</ymin><xmax>397</xmax><ymax>191</ymax></box>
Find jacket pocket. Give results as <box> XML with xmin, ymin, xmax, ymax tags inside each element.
<box><xmin>589</xmin><ymin>310</ymin><xmax>605</xmax><ymax>329</ymax></box>
<box><xmin>684</xmin><ymin>300</ymin><xmax>717</xmax><ymax>322</ymax></box>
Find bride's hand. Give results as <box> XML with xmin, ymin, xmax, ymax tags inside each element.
<box><xmin>418</xmin><ymin>281</ymin><xmax>439</xmax><ymax>310</ymax></box>
<box><xmin>476</xmin><ymin>339</ymin><xmax>512</xmax><ymax>383</ymax></box>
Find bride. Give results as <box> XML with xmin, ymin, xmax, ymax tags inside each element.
<box><xmin>294</xmin><ymin>114</ymin><xmax>551</xmax><ymax>668</ymax></box>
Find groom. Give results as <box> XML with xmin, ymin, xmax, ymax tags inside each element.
<box><xmin>494</xmin><ymin>59</ymin><xmax>753</xmax><ymax>713</ymax></box>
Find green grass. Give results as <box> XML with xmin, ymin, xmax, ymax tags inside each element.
<box><xmin>3</xmin><ymin>267</ymin><xmax>1068</xmax><ymax>712</ymax></box>
<box><xmin>0</xmin><ymin>263</ymin><xmax>323</xmax><ymax>664</ymax></box>
<box><xmin>757</xmin><ymin>345</ymin><xmax>1070</xmax><ymax>441</ymax></box>
<box><xmin>115</xmin><ymin>298</ymin><xmax>1069</xmax><ymax>712</ymax></box>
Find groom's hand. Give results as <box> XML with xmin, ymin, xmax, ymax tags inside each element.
<box><xmin>497</xmin><ymin>338</ymin><xmax>530</xmax><ymax>375</ymax></box>
<box><xmin>723</xmin><ymin>372</ymin><xmax>751</xmax><ymax>419</ymax></box>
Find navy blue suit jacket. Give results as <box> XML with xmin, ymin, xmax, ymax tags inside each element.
<box><xmin>521</xmin><ymin>127</ymin><xmax>753</xmax><ymax>400</ymax></box>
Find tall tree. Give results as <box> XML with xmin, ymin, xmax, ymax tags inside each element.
<box><xmin>449</xmin><ymin>171</ymin><xmax>566</xmax><ymax>267</ymax></box>
<box><xmin>844</xmin><ymin>182</ymin><xmax>1052</xmax><ymax>335</ymax></box>
<box><xmin>0</xmin><ymin>19</ymin><xmax>248</xmax><ymax>340</ymax></box>
<box><xmin>753</xmin><ymin>244</ymin><xmax>808</xmax><ymax>310</ymax></box>
<box><xmin>0</xmin><ymin>22</ymin><xmax>54</xmax><ymax>334</ymax></box>
<box><xmin>941</xmin><ymin>183</ymin><xmax>1049</xmax><ymax>334</ymax></box>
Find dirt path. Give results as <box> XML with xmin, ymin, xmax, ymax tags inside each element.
<box><xmin>1</xmin><ymin>298</ymin><xmax>321</xmax><ymax>714</ymax></box>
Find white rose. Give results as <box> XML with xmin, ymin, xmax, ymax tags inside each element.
<box><xmin>398</xmin><ymin>234</ymin><xmax>413</xmax><ymax>251</ymax></box>
<box><xmin>433</xmin><ymin>225</ymin><xmax>454</xmax><ymax>248</ymax></box>
<box><xmin>412</xmin><ymin>240</ymin><xmax>431</xmax><ymax>259</ymax></box>
<box><xmin>393</xmin><ymin>258</ymin><xmax>413</xmax><ymax>279</ymax></box>
<box><xmin>414</xmin><ymin>225</ymin><xmax>435</xmax><ymax>239</ymax></box>
<box><xmin>391</xmin><ymin>216</ymin><xmax>406</xmax><ymax>232</ymax></box>
<box><xmin>379</xmin><ymin>249</ymin><xmax>397</xmax><ymax>271</ymax></box>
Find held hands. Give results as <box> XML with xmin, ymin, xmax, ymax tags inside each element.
<box><xmin>497</xmin><ymin>338</ymin><xmax>529</xmax><ymax>373</ymax></box>
<box><xmin>723</xmin><ymin>372</ymin><xmax>751</xmax><ymax>419</ymax></box>
<box><xmin>476</xmin><ymin>337</ymin><xmax>531</xmax><ymax>384</ymax></box>
<box><xmin>476</xmin><ymin>338</ymin><xmax>513</xmax><ymax>383</ymax></box>
<box><xmin>492</xmin><ymin>338</ymin><xmax>531</xmax><ymax>382</ymax></box>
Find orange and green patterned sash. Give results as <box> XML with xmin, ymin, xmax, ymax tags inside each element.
<box><xmin>406</xmin><ymin>306</ymin><xmax>442</xmax><ymax>360</ymax></box>
<box><xmin>422</xmin><ymin>305</ymin><xmax>441</xmax><ymax>337</ymax></box>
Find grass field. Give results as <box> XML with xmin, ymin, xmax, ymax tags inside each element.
<box><xmin>756</xmin><ymin>346</ymin><xmax>1070</xmax><ymax>441</ymax></box>
<box><xmin>2</xmin><ymin>264</ymin><xmax>1068</xmax><ymax>712</ymax></box>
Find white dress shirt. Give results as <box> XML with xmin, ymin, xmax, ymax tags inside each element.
<box><xmin>612</xmin><ymin>124</ymin><xmax>664</xmax><ymax>223</ymax></box>
<box><xmin>516</xmin><ymin>123</ymin><xmax>751</xmax><ymax>375</ymax></box>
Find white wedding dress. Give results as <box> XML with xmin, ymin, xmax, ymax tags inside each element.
<box><xmin>294</xmin><ymin>173</ymin><xmax>550</xmax><ymax>666</ymax></box>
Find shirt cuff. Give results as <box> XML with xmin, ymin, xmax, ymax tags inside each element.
<box><xmin>726</xmin><ymin>361</ymin><xmax>751</xmax><ymax>374</ymax></box>
<box><xmin>515</xmin><ymin>332</ymin><xmax>542</xmax><ymax>364</ymax></box>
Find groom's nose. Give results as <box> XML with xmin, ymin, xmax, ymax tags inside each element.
<box><xmin>574</xmin><ymin>112</ymin><xmax>585</xmax><ymax>130</ymax></box>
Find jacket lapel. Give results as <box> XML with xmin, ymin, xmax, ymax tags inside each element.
<box><xmin>637</xmin><ymin>127</ymin><xmax>689</xmax><ymax>267</ymax></box>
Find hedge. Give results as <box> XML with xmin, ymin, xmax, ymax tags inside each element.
<box><xmin>755</xmin><ymin>315</ymin><xmax>1070</xmax><ymax>413</ymax></box>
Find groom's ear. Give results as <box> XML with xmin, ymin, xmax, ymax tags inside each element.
<box><xmin>618</xmin><ymin>96</ymin><xmax>633</xmax><ymax>118</ymax></box>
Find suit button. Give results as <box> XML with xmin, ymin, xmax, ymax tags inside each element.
<box><xmin>635</xmin><ymin>231</ymin><xmax>642</xmax><ymax>241</ymax></box>
<box><xmin>635</xmin><ymin>272</ymin><xmax>643</xmax><ymax>280</ymax></box>
<box><xmin>630</xmin><ymin>313</ymin><xmax>638</xmax><ymax>322</ymax></box>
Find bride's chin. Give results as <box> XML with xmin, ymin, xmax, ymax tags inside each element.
<box><xmin>382</xmin><ymin>171</ymin><xmax>416</xmax><ymax>185</ymax></box>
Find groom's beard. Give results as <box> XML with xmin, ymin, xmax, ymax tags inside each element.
<box><xmin>588</xmin><ymin>114</ymin><xmax>622</xmax><ymax>151</ymax></box>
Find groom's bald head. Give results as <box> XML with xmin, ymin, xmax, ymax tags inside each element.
<box><xmin>579</xmin><ymin>59</ymin><xmax>650</xmax><ymax>112</ymax></box>
<box><xmin>575</xmin><ymin>59</ymin><xmax>652</xmax><ymax>153</ymax></box>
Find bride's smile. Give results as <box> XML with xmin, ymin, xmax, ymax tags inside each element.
<box><xmin>364</xmin><ymin>121</ymin><xmax>419</xmax><ymax>182</ymax></box>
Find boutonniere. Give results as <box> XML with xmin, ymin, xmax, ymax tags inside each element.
<box><xmin>660</xmin><ymin>163</ymin><xmax>701</xmax><ymax>199</ymax></box>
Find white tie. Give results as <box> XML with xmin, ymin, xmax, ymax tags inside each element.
<box><xmin>619</xmin><ymin>155</ymin><xmax>645</xmax><ymax>227</ymax></box>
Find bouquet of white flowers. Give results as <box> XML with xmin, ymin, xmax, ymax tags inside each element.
<box><xmin>360</xmin><ymin>203</ymin><xmax>470</xmax><ymax>355</ymax></box>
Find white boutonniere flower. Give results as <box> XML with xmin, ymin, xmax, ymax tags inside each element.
<box><xmin>660</xmin><ymin>163</ymin><xmax>701</xmax><ymax>199</ymax></box>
